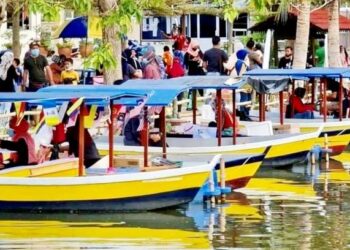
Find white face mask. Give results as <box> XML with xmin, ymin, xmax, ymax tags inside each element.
<box><xmin>65</xmin><ymin>64</ymin><xmax>73</xmax><ymax>71</ymax></box>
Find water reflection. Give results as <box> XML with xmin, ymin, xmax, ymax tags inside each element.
<box><xmin>1</xmin><ymin>158</ymin><xmax>350</xmax><ymax>249</ymax></box>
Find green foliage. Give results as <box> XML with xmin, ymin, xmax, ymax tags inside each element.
<box><xmin>83</xmin><ymin>43</ymin><xmax>117</xmax><ymax>71</ymax></box>
<box><xmin>57</xmin><ymin>40</ymin><xmax>74</xmax><ymax>49</ymax></box>
<box><xmin>241</xmin><ymin>32</ymin><xmax>266</xmax><ymax>45</ymax></box>
<box><xmin>28</xmin><ymin>0</ymin><xmax>62</xmax><ymax>21</ymax></box>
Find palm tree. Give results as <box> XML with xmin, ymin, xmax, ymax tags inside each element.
<box><xmin>293</xmin><ymin>0</ymin><xmax>311</xmax><ymax>68</ymax></box>
<box><xmin>328</xmin><ymin>0</ymin><xmax>341</xmax><ymax>67</ymax></box>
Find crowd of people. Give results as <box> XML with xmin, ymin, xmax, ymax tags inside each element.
<box><xmin>1</xmin><ymin>29</ymin><xmax>350</xmax><ymax>167</ymax></box>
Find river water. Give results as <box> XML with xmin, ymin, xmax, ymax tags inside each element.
<box><xmin>0</xmin><ymin>156</ymin><xmax>350</xmax><ymax>249</ymax></box>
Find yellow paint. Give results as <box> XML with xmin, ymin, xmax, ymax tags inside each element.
<box><xmin>0</xmin><ymin>220</ymin><xmax>209</xmax><ymax>249</ymax></box>
<box><xmin>218</xmin><ymin>161</ymin><xmax>261</xmax><ymax>183</ymax></box>
<box><xmin>265</xmin><ymin>138</ymin><xmax>315</xmax><ymax>159</ymax></box>
<box><xmin>245</xmin><ymin>178</ymin><xmax>317</xmax><ymax>198</ymax></box>
<box><xmin>0</xmin><ymin>171</ymin><xmax>209</xmax><ymax>201</ymax></box>
<box><xmin>225</xmin><ymin>204</ymin><xmax>263</xmax><ymax>220</ymax></box>
<box><xmin>332</xmin><ymin>152</ymin><xmax>350</xmax><ymax>163</ymax></box>
<box><xmin>0</xmin><ymin>160</ymin><xmax>79</xmax><ymax>178</ymax></box>
<box><xmin>318</xmin><ymin>170</ymin><xmax>350</xmax><ymax>183</ymax></box>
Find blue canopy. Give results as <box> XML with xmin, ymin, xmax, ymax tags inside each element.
<box><xmin>39</xmin><ymin>81</ymin><xmax>188</xmax><ymax>106</ymax></box>
<box><xmin>0</xmin><ymin>90</ymin><xmax>144</xmax><ymax>106</ymax></box>
<box><xmin>244</xmin><ymin>68</ymin><xmax>350</xmax><ymax>78</ymax></box>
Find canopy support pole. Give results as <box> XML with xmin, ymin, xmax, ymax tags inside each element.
<box><xmin>108</xmin><ymin>100</ymin><xmax>114</xmax><ymax>171</ymax></box>
<box><xmin>232</xmin><ymin>89</ymin><xmax>236</xmax><ymax>145</ymax></box>
<box><xmin>192</xmin><ymin>90</ymin><xmax>197</xmax><ymax>124</ymax></box>
<box><xmin>160</xmin><ymin>107</ymin><xmax>167</xmax><ymax>159</ymax></box>
<box><xmin>311</xmin><ymin>78</ymin><xmax>315</xmax><ymax>105</ymax></box>
<box><xmin>217</xmin><ymin>89</ymin><xmax>222</xmax><ymax>147</ymax></box>
<box><xmin>279</xmin><ymin>91</ymin><xmax>284</xmax><ymax>125</ymax></box>
<box><xmin>339</xmin><ymin>77</ymin><xmax>343</xmax><ymax>121</ymax></box>
<box><xmin>291</xmin><ymin>80</ymin><xmax>295</xmax><ymax>118</ymax></box>
<box><xmin>259</xmin><ymin>94</ymin><xmax>262</xmax><ymax>122</ymax></box>
<box><xmin>78</xmin><ymin>103</ymin><xmax>85</xmax><ymax>176</ymax></box>
<box><xmin>143</xmin><ymin>107</ymin><xmax>149</xmax><ymax>167</ymax></box>
<box><xmin>323</xmin><ymin>78</ymin><xmax>327</xmax><ymax>122</ymax></box>
<box><xmin>262</xmin><ymin>94</ymin><xmax>266</xmax><ymax>121</ymax></box>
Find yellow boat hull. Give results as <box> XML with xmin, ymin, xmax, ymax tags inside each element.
<box><xmin>0</xmin><ymin>161</ymin><xmax>215</xmax><ymax>211</ymax></box>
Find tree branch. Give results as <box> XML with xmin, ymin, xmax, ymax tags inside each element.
<box><xmin>311</xmin><ymin>0</ymin><xmax>334</xmax><ymax>13</ymax></box>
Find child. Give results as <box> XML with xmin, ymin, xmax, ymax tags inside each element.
<box><xmin>61</xmin><ymin>58</ymin><xmax>79</xmax><ymax>85</ymax></box>
<box><xmin>162</xmin><ymin>45</ymin><xmax>173</xmax><ymax>68</ymax></box>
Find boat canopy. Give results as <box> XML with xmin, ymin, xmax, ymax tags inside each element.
<box><xmin>244</xmin><ymin>67</ymin><xmax>350</xmax><ymax>78</ymax></box>
<box><xmin>40</xmin><ymin>81</ymin><xmax>188</xmax><ymax>106</ymax></box>
<box><xmin>0</xmin><ymin>90</ymin><xmax>145</xmax><ymax>106</ymax></box>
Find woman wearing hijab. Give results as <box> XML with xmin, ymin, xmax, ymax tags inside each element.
<box><xmin>0</xmin><ymin>51</ymin><xmax>17</xmax><ymax>92</ymax></box>
<box><xmin>0</xmin><ymin>117</ymin><xmax>37</xmax><ymax>167</ymax></box>
<box><xmin>125</xmin><ymin>49</ymin><xmax>142</xmax><ymax>70</ymax></box>
<box><xmin>184</xmin><ymin>39</ymin><xmax>205</xmax><ymax>76</ymax></box>
<box><xmin>142</xmin><ymin>46</ymin><xmax>164</xmax><ymax>80</ymax></box>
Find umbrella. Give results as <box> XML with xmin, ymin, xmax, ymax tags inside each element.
<box><xmin>53</xmin><ymin>16</ymin><xmax>102</xmax><ymax>39</ymax></box>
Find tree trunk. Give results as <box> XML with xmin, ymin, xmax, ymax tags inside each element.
<box><xmin>227</xmin><ymin>21</ymin><xmax>233</xmax><ymax>55</ymax></box>
<box><xmin>12</xmin><ymin>2</ymin><xmax>21</xmax><ymax>58</ymax></box>
<box><xmin>98</xmin><ymin>0</ymin><xmax>122</xmax><ymax>84</ymax></box>
<box><xmin>0</xmin><ymin>1</ymin><xmax>6</xmax><ymax>22</ymax></box>
<box><xmin>293</xmin><ymin>0</ymin><xmax>310</xmax><ymax>69</ymax></box>
<box><xmin>328</xmin><ymin>0</ymin><xmax>341</xmax><ymax>67</ymax></box>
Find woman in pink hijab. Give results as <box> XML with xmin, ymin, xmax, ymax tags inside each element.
<box><xmin>0</xmin><ymin>117</ymin><xmax>37</xmax><ymax>167</ymax></box>
<box><xmin>184</xmin><ymin>39</ymin><xmax>205</xmax><ymax>76</ymax></box>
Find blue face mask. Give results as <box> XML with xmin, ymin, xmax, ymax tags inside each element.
<box><xmin>7</xmin><ymin>128</ymin><xmax>14</xmax><ymax>137</ymax></box>
<box><xmin>31</xmin><ymin>48</ymin><xmax>40</xmax><ymax>58</ymax></box>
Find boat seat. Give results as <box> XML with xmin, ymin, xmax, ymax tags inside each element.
<box><xmin>239</xmin><ymin>121</ymin><xmax>274</xmax><ymax>136</ymax></box>
<box><xmin>0</xmin><ymin>158</ymin><xmax>79</xmax><ymax>177</ymax></box>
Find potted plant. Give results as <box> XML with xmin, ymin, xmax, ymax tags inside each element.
<box><xmin>57</xmin><ymin>40</ymin><xmax>73</xmax><ymax>58</ymax></box>
<box><xmin>79</xmin><ymin>40</ymin><xmax>94</xmax><ymax>58</ymax></box>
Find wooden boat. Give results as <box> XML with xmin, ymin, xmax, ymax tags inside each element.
<box><xmin>244</xmin><ymin>68</ymin><xmax>350</xmax><ymax>156</ymax></box>
<box><xmin>0</xmin><ymin>91</ymin><xmax>219</xmax><ymax>212</ymax></box>
<box><xmin>41</xmin><ymin>81</ymin><xmax>323</xmax><ymax>173</ymax></box>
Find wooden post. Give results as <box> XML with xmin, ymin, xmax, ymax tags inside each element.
<box><xmin>324</xmin><ymin>133</ymin><xmax>329</xmax><ymax>164</ymax></box>
<box><xmin>339</xmin><ymin>77</ymin><xmax>343</xmax><ymax>121</ymax></box>
<box><xmin>220</xmin><ymin>157</ymin><xmax>226</xmax><ymax>201</ymax></box>
<box><xmin>323</xmin><ymin>78</ymin><xmax>327</xmax><ymax>122</ymax></box>
<box><xmin>143</xmin><ymin>107</ymin><xmax>149</xmax><ymax>168</ymax></box>
<box><xmin>262</xmin><ymin>93</ymin><xmax>266</xmax><ymax>121</ymax></box>
<box><xmin>192</xmin><ymin>90</ymin><xmax>197</xmax><ymax>124</ymax></box>
<box><xmin>217</xmin><ymin>89</ymin><xmax>222</xmax><ymax>146</ymax></box>
<box><xmin>291</xmin><ymin>80</ymin><xmax>295</xmax><ymax>118</ymax></box>
<box><xmin>108</xmin><ymin>100</ymin><xmax>114</xmax><ymax>171</ymax></box>
<box><xmin>232</xmin><ymin>89</ymin><xmax>236</xmax><ymax>145</ymax></box>
<box><xmin>259</xmin><ymin>94</ymin><xmax>262</xmax><ymax>122</ymax></box>
<box><xmin>160</xmin><ymin>107</ymin><xmax>167</xmax><ymax>159</ymax></box>
<box><xmin>311</xmin><ymin>78</ymin><xmax>315</xmax><ymax>105</ymax></box>
<box><xmin>279</xmin><ymin>91</ymin><xmax>284</xmax><ymax>125</ymax></box>
<box><xmin>78</xmin><ymin>104</ymin><xmax>85</xmax><ymax>176</ymax></box>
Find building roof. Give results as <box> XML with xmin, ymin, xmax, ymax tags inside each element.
<box><xmin>250</xmin><ymin>8</ymin><xmax>350</xmax><ymax>39</ymax></box>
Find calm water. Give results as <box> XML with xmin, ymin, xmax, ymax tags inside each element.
<box><xmin>1</xmin><ymin>157</ymin><xmax>350</xmax><ymax>249</ymax></box>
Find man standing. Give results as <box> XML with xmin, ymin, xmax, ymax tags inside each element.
<box><xmin>316</xmin><ymin>40</ymin><xmax>325</xmax><ymax>67</ymax></box>
<box><xmin>23</xmin><ymin>42</ymin><xmax>54</xmax><ymax>91</ymax></box>
<box><xmin>203</xmin><ymin>36</ymin><xmax>228</xmax><ymax>75</ymax></box>
<box><xmin>278</xmin><ymin>46</ymin><xmax>293</xmax><ymax>69</ymax></box>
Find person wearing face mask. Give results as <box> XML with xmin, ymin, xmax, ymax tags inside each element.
<box><xmin>23</xmin><ymin>41</ymin><xmax>54</xmax><ymax>91</ymax></box>
<box><xmin>60</xmin><ymin>58</ymin><xmax>80</xmax><ymax>85</ymax></box>
<box><xmin>0</xmin><ymin>117</ymin><xmax>37</xmax><ymax>168</ymax></box>
<box><xmin>278</xmin><ymin>46</ymin><xmax>293</xmax><ymax>69</ymax></box>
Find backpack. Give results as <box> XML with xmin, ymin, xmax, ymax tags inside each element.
<box><xmin>167</xmin><ymin>57</ymin><xmax>185</xmax><ymax>78</ymax></box>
